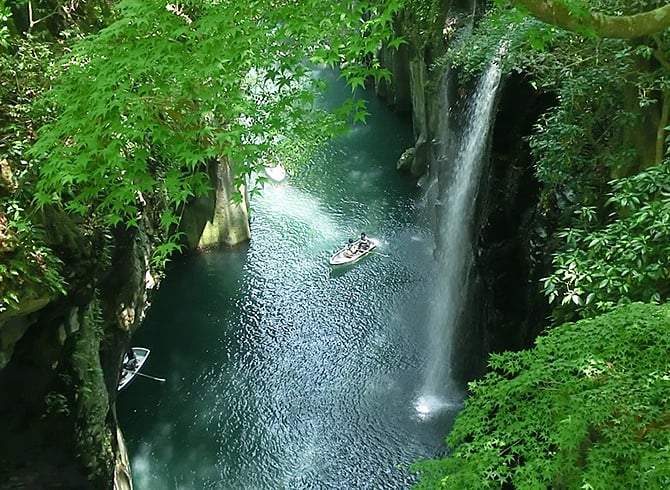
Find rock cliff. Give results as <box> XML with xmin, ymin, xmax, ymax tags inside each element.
<box><xmin>0</xmin><ymin>160</ymin><xmax>250</xmax><ymax>488</ymax></box>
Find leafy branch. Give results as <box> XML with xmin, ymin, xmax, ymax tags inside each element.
<box><xmin>542</xmin><ymin>160</ymin><xmax>670</xmax><ymax>321</ymax></box>
<box><xmin>29</xmin><ymin>0</ymin><xmax>405</xmax><ymax>265</ymax></box>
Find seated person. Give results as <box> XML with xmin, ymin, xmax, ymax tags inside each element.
<box><xmin>358</xmin><ymin>232</ymin><xmax>370</xmax><ymax>250</ymax></box>
<box><xmin>345</xmin><ymin>238</ymin><xmax>358</xmax><ymax>257</ymax></box>
<box><xmin>124</xmin><ymin>349</ymin><xmax>139</xmax><ymax>371</ymax></box>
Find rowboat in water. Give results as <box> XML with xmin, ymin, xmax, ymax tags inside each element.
<box><xmin>329</xmin><ymin>237</ymin><xmax>379</xmax><ymax>265</ymax></box>
<box><xmin>264</xmin><ymin>164</ymin><xmax>286</xmax><ymax>182</ymax></box>
<box><xmin>118</xmin><ymin>347</ymin><xmax>150</xmax><ymax>391</ymax></box>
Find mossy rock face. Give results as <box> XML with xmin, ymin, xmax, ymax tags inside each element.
<box><xmin>0</xmin><ymin>296</ymin><xmax>53</xmax><ymax>370</ymax></box>
<box><xmin>180</xmin><ymin>157</ymin><xmax>251</xmax><ymax>250</ymax></box>
<box><xmin>0</xmin><ymin>300</ymin><xmax>114</xmax><ymax>487</ymax></box>
<box><xmin>0</xmin><ymin>200</ymin><xmax>161</xmax><ymax>487</ymax></box>
<box><xmin>71</xmin><ymin>300</ymin><xmax>114</xmax><ymax>485</ymax></box>
<box><xmin>40</xmin><ymin>206</ymin><xmax>113</xmax><ymax>287</ymax></box>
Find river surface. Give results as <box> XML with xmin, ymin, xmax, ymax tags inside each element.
<box><xmin>118</xmin><ymin>76</ymin><xmax>462</xmax><ymax>489</ymax></box>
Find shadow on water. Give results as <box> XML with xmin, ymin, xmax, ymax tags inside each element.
<box><xmin>119</xmin><ymin>80</ymin><xmax>464</xmax><ymax>489</ymax></box>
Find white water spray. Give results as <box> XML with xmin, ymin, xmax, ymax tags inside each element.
<box><xmin>415</xmin><ymin>56</ymin><xmax>503</xmax><ymax>420</ymax></box>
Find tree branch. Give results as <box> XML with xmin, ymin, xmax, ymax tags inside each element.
<box><xmin>27</xmin><ymin>0</ymin><xmax>59</xmax><ymax>34</ymax></box>
<box><xmin>513</xmin><ymin>1</ymin><xmax>670</xmax><ymax>39</ymax></box>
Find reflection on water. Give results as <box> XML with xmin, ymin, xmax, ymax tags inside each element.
<box><xmin>119</xmin><ymin>88</ymin><xmax>463</xmax><ymax>489</ymax></box>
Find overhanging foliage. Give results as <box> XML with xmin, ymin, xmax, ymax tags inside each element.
<box><xmin>412</xmin><ymin>302</ymin><xmax>670</xmax><ymax>489</ymax></box>
<box><xmin>29</xmin><ymin>0</ymin><xmax>404</xmax><ymax>259</ymax></box>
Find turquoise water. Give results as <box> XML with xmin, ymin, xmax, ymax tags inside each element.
<box><xmin>118</xmin><ymin>81</ymin><xmax>461</xmax><ymax>489</ymax></box>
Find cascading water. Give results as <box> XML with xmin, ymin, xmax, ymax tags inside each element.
<box><xmin>415</xmin><ymin>56</ymin><xmax>504</xmax><ymax>419</ymax></box>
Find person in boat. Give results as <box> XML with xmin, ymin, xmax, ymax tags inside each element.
<box><xmin>358</xmin><ymin>232</ymin><xmax>370</xmax><ymax>251</ymax></box>
<box><xmin>124</xmin><ymin>348</ymin><xmax>139</xmax><ymax>371</ymax></box>
<box><xmin>345</xmin><ymin>238</ymin><xmax>358</xmax><ymax>257</ymax></box>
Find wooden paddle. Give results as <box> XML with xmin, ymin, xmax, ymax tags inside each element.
<box><xmin>136</xmin><ymin>372</ymin><xmax>166</xmax><ymax>383</ymax></box>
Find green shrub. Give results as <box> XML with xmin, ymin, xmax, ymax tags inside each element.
<box><xmin>543</xmin><ymin>161</ymin><xmax>670</xmax><ymax>321</ymax></box>
<box><xmin>413</xmin><ymin>303</ymin><xmax>670</xmax><ymax>489</ymax></box>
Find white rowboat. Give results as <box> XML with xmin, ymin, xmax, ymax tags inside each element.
<box><xmin>264</xmin><ymin>164</ymin><xmax>286</xmax><ymax>182</ymax></box>
<box><xmin>329</xmin><ymin>238</ymin><xmax>379</xmax><ymax>266</ymax></box>
<box><xmin>118</xmin><ymin>347</ymin><xmax>150</xmax><ymax>391</ymax></box>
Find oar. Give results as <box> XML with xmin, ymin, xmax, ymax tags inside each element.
<box><xmin>136</xmin><ymin>372</ymin><xmax>166</xmax><ymax>383</ymax></box>
<box><xmin>372</xmin><ymin>250</ymin><xmax>389</xmax><ymax>258</ymax></box>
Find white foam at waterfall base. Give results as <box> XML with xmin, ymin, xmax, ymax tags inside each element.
<box><xmin>415</xmin><ymin>55</ymin><xmax>503</xmax><ymax>419</ymax></box>
<box><xmin>414</xmin><ymin>393</ymin><xmax>464</xmax><ymax>421</ymax></box>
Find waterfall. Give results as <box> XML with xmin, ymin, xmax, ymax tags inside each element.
<box><xmin>415</xmin><ymin>57</ymin><xmax>503</xmax><ymax>419</ymax></box>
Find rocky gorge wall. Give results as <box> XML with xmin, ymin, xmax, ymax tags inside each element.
<box><xmin>0</xmin><ymin>160</ymin><xmax>250</xmax><ymax>489</ymax></box>
<box><xmin>0</xmin><ymin>216</ymin><xmax>157</xmax><ymax>488</ymax></box>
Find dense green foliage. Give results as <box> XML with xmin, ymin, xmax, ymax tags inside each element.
<box><xmin>413</xmin><ymin>303</ymin><xmax>670</xmax><ymax>489</ymax></box>
<box><xmin>521</xmin><ymin>2</ymin><xmax>670</xmax><ymax>321</ymax></box>
<box><xmin>30</xmin><ymin>0</ymin><xmax>403</xmax><ymax>232</ymax></box>
<box><xmin>0</xmin><ymin>1</ymin><xmax>8</xmax><ymax>45</ymax></box>
<box><xmin>443</xmin><ymin>0</ymin><xmax>670</xmax><ymax>322</ymax></box>
<box><xmin>0</xmin><ymin>201</ymin><xmax>66</xmax><ymax>311</ymax></box>
<box><xmin>527</xmin><ymin>4</ymin><xmax>670</xmax><ymax>322</ymax></box>
<box><xmin>0</xmin><ymin>5</ymin><xmax>69</xmax><ymax>312</ymax></box>
<box><xmin>544</xmin><ymin>160</ymin><xmax>670</xmax><ymax>320</ymax></box>
<box><xmin>1</xmin><ymin>0</ymin><xmax>405</xmax><ymax>310</ymax></box>
<box><xmin>413</xmin><ymin>2</ymin><xmax>670</xmax><ymax>488</ymax></box>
